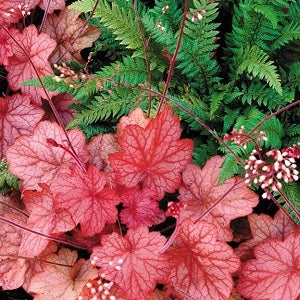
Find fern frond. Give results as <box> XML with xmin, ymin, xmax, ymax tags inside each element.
<box><xmin>68</xmin><ymin>86</ymin><xmax>148</xmax><ymax>128</ymax></box>
<box><xmin>0</xmin><ymin>159</ymin><xmax>20</xmax><ymax>192</ymax></box>
<box><xmin>68</xmin><ymin>0</ymin><xmax>96</xmax><ymax>13</ymax></box>
<box><xmin>218</xmin><ymin>153</ymin><xmax>244</xmax><ymax>184</ymax></box>
<box><xmin>259</xmin><ymin>117</ymin><xmax>283</xmax><ymax>148</ymax></box>
<box><xmin>93</xmin><ymin>0</ymin><xmax>143</xmax><ymax>52</ymax></box>
<box><xmin>96</xmin><ymin>56</ymin><xmax>148</xmax><ymax>86</ymax></box>
<box><xmin>236</xmin><ymin>45</ymin><xmax>282</xmax><ymax>94</ymax></box>
<box><xmin>234</xmin><ymin>107</ymin><xmax>265</xmax><ymax>130</ymax></box>
<box><xmin>280</xmin><ymin>182</ymin><xmax>300</xmax><ymax>224</ymax></box>
<box><xmin>240</xmin><ymin>82</ymin><xmax>294</xmax><ymax>110</ymax></box>
<box><xmin>253</xmin><ymin>4</ymin><xmax>279</xmax><ymax>28</ymax></box>
<box><xmin>222</xmin><ymin>107</ymin><xmax>241</xmax><ymax>133</ymax></box>
<box><xmin>271</xmin><ymin>21</ymin><xmax>300</xmax><ymax>51</ymax></box>
<box><xmin>174</xmin><ymin>0</ymin><xmax>220</xmax><ymax>92</ymax></box>
<box><xmin>142</xmin><ymin>0</ymin><xmax>182</xmax><ymax>53</ymax></box>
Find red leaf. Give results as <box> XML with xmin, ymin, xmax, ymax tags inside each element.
<box><xmin>19</xmin><ymin>185</ymin><xmax>76</xmax><ymax>258</ymax></box>
<box><xmin>167</xmin><ymin>219</ymin><xmax>240</xmax><ymax>300</ymax></box>
<box><xmin>119</xmin><ymin>186</ymin><xmax>166</xmax><ymax>229</ymax></box>
<box><xmin>6</xmin><ymin>120</ymin><xmax>89</xmax><ymax>191</ymax></box>
<box><xmin>5</xmin><ymin>25</ymin><xmax>56</xmax><ymax>103</ymax></box>
<box><xmin>42</xmin><ymin>8</ymin><xmax>100</xmax><ymax>63</ymax></box>
<box><xmin>0</xmin><ymin>212</ymin><xmax>29</xmax><ymax>289</ymax></box>
<box><xmin>51</xmin><ymin>165</ymin><xmax>120</xmax><ymax>236</ymax></box>
<box><xmin>91</xmin><ymin>227</ymin><xmax>170</xmax><ymax>299</ymax></box>
<box><xmin>0</xmin><ymin>94</ymin><xmax>44</xmax><ymax>158</ymax></box>
<box><xmin>179</xmin><ymin>156</ymin><xmax>259</xmax><ymax>241</ymax></box>
<box><xmin>235</xmin><ymin>209</ymin><xmax>300</xmax><ymax>262</ymax></box>
<box><xmin>237</xmin><ymin>233</ymin><xmax>300</xmax><ymax>300</ymax></box>
<box><xmin>28</xmin><ymin>248</ymin><xmax>98</xmax><ymax>300</ymax></box>
<box><xmin>110</xmin><ymin>106</ymin><xmax>193</xmax><ymax>199</ymax></box>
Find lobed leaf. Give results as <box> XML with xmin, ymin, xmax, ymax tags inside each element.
<box><xmin>109</xmin><ymin>106</ymin><xmax>193</xmax><ymax>199</ymax></box>
<box><xmin>167</xmin><ymin>219</ymin><xmax>240</xmax><ymax>300</ymax></box>
<box><xmin>91</xmin><ymin>227</ymin><xmax>170</xmax><ymax>299</ymax></box>
<box><xmin>235</xmin><ymin>209</ymin><xmax>300</xmax><ymax>262</ymax></box>
<box><xmin>237</xmin><ymin>233</ymin><xmax>300</xmax><ymax>300</ymax></box>
<box><xmin>42</xmin><ymin>8</ymin><xmax>100</xmax><ymax>63</ymax></box>
<box><xmin>0</xmin><ymin>94</ymin><xmax>44</xmax><ymax>159</ymax></box>
<box><xmin>51</xmin><ymin>165</ymin><xmax>120</xmax><ymax>236</ymax></box>
<box><xmin>4</xmin><ymin>25</ymin><xmax>56</xmax><ymax>103</ymax></box>
<box><xmin>28</xmin><ymin>248</ymin><xmax>98</xmax><ymax>300</ymax></box>
<box><xmin>179</xmin><ymin>156</ymin><xmax>259</xmax><ymax>241</ymax></box>
<box><xmin>6</xmin><ymin>120</ymin><xmax>89</xmax><ymax>191</ymax></box>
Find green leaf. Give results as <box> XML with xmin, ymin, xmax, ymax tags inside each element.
<box><xmin>68</xmin><ymin>0</ymin><xmax>96</xmax><ymax>13</ymax></box>
<box><xmin>237</xmin><ymin>46</ymin><xmax>282</xmax><ymax>94</ymax></box>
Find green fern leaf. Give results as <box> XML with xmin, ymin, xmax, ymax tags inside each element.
<box><xmin>68</xmin><ymin>86</ymin><xmax>147</xmax><ymax>128</ymax></box>
<box><xmin>279</xmin><ymin>182</ymin><xmax>300</xmax><ymax>224</ymax></box>
<box><xmin>259</xmin><ymin>117</ymin><xmax>283</xmax><ymax>149</ymax></box>
<box><xmin>271</xmin><ymin>21</ymin><xmax>300</xmax><ymax>51</ymax></box>
<box><xmin>237</xmin><ymin>45</ymin><xmax>282</xmax><ymax>94</ymax></box>
<box><xmin>68</xmin><ymin>0</ymin><xmax>96</xmax><ymax>13</ymax></box>
<box><xmin>218</xmin><ymin>153</ymin><xmax>244</xmax><ymax>184</ymax></box>
<box><xmin>93</xmin><ymin>0</ymin><xmax>143</xmax><ymax>52</ymax></box>
<box><xmin>253</xmin><ymin>4</ymin><xmax>279</xmax><ymax>28</ymax></box>
<box><xmin>96</xmin><ymin>56</ymin><xmax>148</xmax><ymax>86</ymax></box>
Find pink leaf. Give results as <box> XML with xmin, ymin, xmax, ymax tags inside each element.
<box><xmin>167</xmin><ymin>219</ymin><xmax>240</xmax><ymax>300</ymax></box>
<box><xmin>109</xmin><ymin>106</ymin><xmax>193</xmax><ymax>199</ymax></box>
<box><xmin>6</xmin><ymin>120</ymin><xmax>89</xmax><ymax>191</ymax></box>
<box><xmin>235</xmin><ymin>209</ymin><xmax>300</xmax><ymax>262</ymax></box>
<box><xmin>237</xmin><ymin>233</ymin><xmax>300</xmax><ymax>300</ymax></box>
<box><xmin>116</xmin><ymin>107</ymin><xmax>150</xmax><ymax>138</ymax></box>
<box><xmin>38</xmin><ymin>0</ymin><xmax>65</xmax><ymax>14</ymax></box>
<box><xmin>5</xmin><ymin>25</ymin><xmax>56</xmax><ymax>103</ymax></box>
<box><xmin>0</xmin><ymin>94</ymin><xmax>44</xmax><ymax>158</ymax></box>
<box><xmin>51</xmin><ymin>165</ymin><xmax>120</xmax><ymax>236</ymax></box>
<box><xmin>0</xmin><ymin>1</ymin><xmax>39</xmax><ymax>24</ymax></box>
<box><xmin>28</xmin><ymin>248</ymin><xmax>98</xmax><ymax>300</ymax></box>
<box><xmin>119</xmin><ymin>186</ymin><xmax>165</xmax><ymax>228</ymax></box>
<box><xmin>42</xmin><ymin>8</ymin><xmax>100</xmax><ymax>63</ymax></box>
<box><xmin>179</xmin><ymin>156</ymin><xmax>259</xmax><ymax>241</ymax></box>
<box><xmin>19</xmin><ymin>185</ymin><xmax>76</xmax><ymax>258</ymax></box>
<box><xmin>87</xmin><ymin>133</ymin><xmax>120</xmax><ymax>170</ymax></box>
<box><xmin>91</xmin><ymin>227</ymin><xmax>170</xmax><ymax>299</ymax></box>
<box><xmin>0</xmin><ymin>212</ymin><xmax>29</xmax><ymax>289</ymax></box>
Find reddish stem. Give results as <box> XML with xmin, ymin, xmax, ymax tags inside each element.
<box><xmin>194</xmin><ymin>178</ymin><xmax>245</xmax><ymax>223</ymax></box>
<box><xmin>39</xmin><ymin>0</ymin><xmax>51</xmax><ymax>33</ymax></box>
<box><xmin>131</xmin><ymin>1</ymin><xmax>153</xmax><ymax>116</ymax></box>
<box><xmin>46</xmin><ymin>138</ymin><xmax>86</xmax><ymax>173</ymax></box>
<box><xmin>0</xmin><ymin>254</ymin><xmax>73</xmax><ymax>268</ymax></box>
<box><xmin>157</xmin><ymin>0</ymin><xmax>189</xmax><ymax>112</ymax></box>
<box><xmin>247</xmin><ymin>99</ymin><xmax>300</xmax><ymax>136</ymax></box>
<box><xmin>0</xmin><ymin>200</ymin><xmax>29</xmax><ymax>218</ymax></box>
<box><xmin>0</xmin><ymin>215</ymin><xmax>88</xmax><ymax>250</ymax></box>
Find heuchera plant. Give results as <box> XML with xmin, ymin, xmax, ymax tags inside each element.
<box><xmin>0</xmin><ymin>0</ymin><xmax>300</xmax><ymax>299</ymax></box>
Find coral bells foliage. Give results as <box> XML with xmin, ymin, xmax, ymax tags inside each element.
<box><xmin>109</xmin><ymin>105</ymin><xmax>194</xmax><ymax>198</ymax></box>
<box><xmin>1</xmin><ymin>0</ymin><xmax>299</xmax><ymax>298</ymax></box>
<box><xmin>0</xmin><ymin>104</ymin><xmax>300</xmax><ymax>299</ymax></box>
